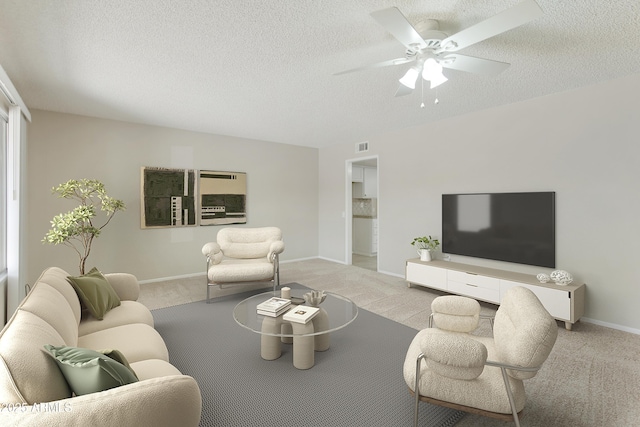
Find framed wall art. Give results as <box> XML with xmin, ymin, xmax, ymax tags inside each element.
<box><xmin>198</xmin><ymin>170</ymin><xmax>247</xmax><ymax>225</ymax></box>
<box><xmin>141</xmin><ymin>167</ymin><xmax>197</xmax><ymax>228</ymax></box>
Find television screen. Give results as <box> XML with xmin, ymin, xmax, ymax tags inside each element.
<box><xmin>442</xmin><ymin>192</ymin><xmax>555</xmax><ymax>268</ymax></box>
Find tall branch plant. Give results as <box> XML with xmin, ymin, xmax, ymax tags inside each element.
<box><xmin>43</xmin><ymin>179</ymin><xmax>126</xmax><ymax>274</ymax></box>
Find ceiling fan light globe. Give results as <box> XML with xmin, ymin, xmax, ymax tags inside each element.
<box><xmin>422</xmin><ymin>58</ymin><xmax>443</xmax><ymax>80</ymax></box>
<box><xmin>399</xmin><ymin>67</ymin><xmax>420</xmax><ymax>89</ymax></box>
<box><xmin>429</xmin><ymin>73</ymin><xmax>448</xmax><ymax>89</ymax></box>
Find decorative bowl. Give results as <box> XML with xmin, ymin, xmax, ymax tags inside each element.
<box><xmin>536</xmin><ymin>273</ymin><xmax>550</xmax><ymax>283</ymax></box>
<box><xmin>303</xmin><ymin>290</ymin><xmax>326</xmax><ymax>307</ymax></box>
<box><xmin>550</xmin><ymin>270</ymin><xmax>573</xmax><ymax>286</ymax></box>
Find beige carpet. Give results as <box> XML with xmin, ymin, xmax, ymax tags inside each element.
<box><xmin>139</xmin><ymin>258</ymin><xmax>640</xmax><ymax>427</ymax></box>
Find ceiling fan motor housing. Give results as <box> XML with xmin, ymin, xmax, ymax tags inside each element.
<box><xmin>405</xmin><ymin>19</ymin><xmax>449</xmax><ymax>60</ymax></box>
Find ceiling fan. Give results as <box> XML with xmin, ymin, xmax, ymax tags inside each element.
<box><xmin>335</xmin><ymin>0</ymin><xmax>544</xmax><ymax>97</ymax></box>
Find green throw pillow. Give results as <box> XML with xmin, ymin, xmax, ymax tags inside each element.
<box><xmin>44</xmin><ymin>345</ymin><xmax>138</xmax><ymax>396</ymax></box>
<box><xmin>67</xmin><ymin>267</ymin><xmax>121</xmax><ymax>320</ymax></box>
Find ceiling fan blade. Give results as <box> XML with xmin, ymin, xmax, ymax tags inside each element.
<box><xmin>441</xmin><ymin>54</ymin><xmax>510</xmax><ymax>75</ymax></box>
<box><xmin>394</xmin><ymin>84</ymin><xmax>413</xmax><ymax>97</ymax></box>
<box><xmin>370</xmin><ymin>7</ymin><xmax>428</xmax><ymax>51</ymax></box>
<box><xmin>438</xmin><ymin>0</ymin><xmax>544</xmax><ymax>53</ymax></box>
<box><xmin>333</xmin><ymin>57</ymin><xmax>413</xmax><ymax>76</ymax></box>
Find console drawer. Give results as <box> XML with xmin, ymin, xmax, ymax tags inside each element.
<box><xmin>448</xmin><ymin>280</ymin><xmax>500</xmax><ymax>303</ymax></box>
<box><xmin>447</xmin><ymin>270</ymin><xmax>500</xmax><ymax>290</ymax></box>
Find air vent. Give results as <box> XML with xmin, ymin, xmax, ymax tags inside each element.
<box><xmin>355</xmin><ymin>141</ymin><xmax>369</xmax><ymax>153</ymax></box>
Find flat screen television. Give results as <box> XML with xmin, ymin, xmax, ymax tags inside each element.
<box><xmin>442</xmin><ymin>192</ymin><xmax>555</xmax><ymax>268</ymax></box>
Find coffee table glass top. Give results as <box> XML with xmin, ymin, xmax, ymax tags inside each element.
<box><xmin>233</xmin><ymin>290</ymin><xmax>358</xmax><ymax>337</ymax></box>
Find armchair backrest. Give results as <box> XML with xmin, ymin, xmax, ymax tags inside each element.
<box><xmin>217</xmin><ymin>227</ymin><xmax>282</xmax><ymax>259</ymax></box>
<box><xmin>493</xmin><ymin>286</ymin><xmax>558</xmax><ymax>380</ymax></box>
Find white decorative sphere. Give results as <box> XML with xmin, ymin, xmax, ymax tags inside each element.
<box><xmin>550</xmin><ymin>270</ymin><xmax>573</xmax><ymax>285</ymax></box>
<box><xmin>536</xmin><ymin>273</ymin><xmax>550</xmax><ymax>283</ymax></box>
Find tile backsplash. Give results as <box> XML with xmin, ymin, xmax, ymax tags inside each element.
<box><xmin>353</xmin><ymin>198</ymin><xmax>377</xmax><ymax>217</ymax></box>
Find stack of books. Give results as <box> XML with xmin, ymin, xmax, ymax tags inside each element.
<box><xmin>283</xmin><ymin>305</ymin><xmax>319</xmax><ymax>324</ymax></box>
<box><xmin>256</xmin><ymin>297</ymin><xmax>291</xmax><ymax>317</ymax></box>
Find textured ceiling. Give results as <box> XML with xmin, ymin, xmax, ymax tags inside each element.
<box><xmin>1</xmin><ymin>0</ymin><xmax>639</xmax><ymax>148</ymax></box>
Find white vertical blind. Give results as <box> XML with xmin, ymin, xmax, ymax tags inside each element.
<box><xmin>0</xmin><ymin>63</ymin><xmax>30</xmax><ymax>325</ymax></box>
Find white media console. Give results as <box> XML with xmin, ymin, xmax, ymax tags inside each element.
<box><xmin>405</xmin><ymin>258</ymin><xmax>585</xmax><ymax>330</ymax></box>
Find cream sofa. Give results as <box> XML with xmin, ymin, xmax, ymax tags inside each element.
<box><xmin>0</xmin><ymin>267</ymin><xmax>201</xmax><ymax>426</ymax></box>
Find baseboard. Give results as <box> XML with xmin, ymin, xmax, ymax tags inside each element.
<box><xmin>138</xmin><ymin>272</ymin><xmax>204</xmax><ymax>285</ymax></box>
<box><xmin>581</xmin><ymin>317</ymin><xmax>640</xmax><ymax>336</ymax></box>
<box><xmin>378</xmin><ymin>269</ymin><xmax>403</xmax><ymax>278</ymax></box>
<box><xmin>281</xmin><ymin>256</ymin><xmax>318</xmax><ymax>264</ymax></box>
<box><xmin>317</xmin><ymin>256</ymin><xmax>347</xmax><ymax>265</ymax></box>
<box><xmin>139</xmin><ymin>256</ymin><xmax>324</xmax><ymax>285</ymax></box>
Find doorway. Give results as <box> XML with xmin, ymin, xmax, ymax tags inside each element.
<box><xmin>346</xmin><ymin>156</ymin><xmax>378</xmax><ymax>272</ymax></box>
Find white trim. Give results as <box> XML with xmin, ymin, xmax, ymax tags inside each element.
<box><xmin>281</xmin><ymin>256</ymin><xmax>318</xmax><ymax>264</ymax></box>
<box><xmin>138</xmin><ymin>272</ymin><xmax>203</xmax><ymax>285</ymax></box>
<box><xmin>378</xmin><ymin>269</ymin><xmax>403</xmax><ymax>279</ymax></box>
<box><xmin>5</xmin><ymin>106</ymin><xmax>26</xmax><ymax>317</ymax></box>
<box><xmin>581</xmin><ymin>317</ymin><xmax>640</xmax><ymax>336</ymax></box>
<box><xmin>0</xmin><ymin>64</ymin><xmax>31</xmax><ymax>122</ymax></box>
<box><xmin>138</xmin><ymin>256</ymin><xmax>323</xmax><ymax>284</ymax></box>
<box><xmin>345</xmin><ymin>160</ymin><xmax>353</xmax><ymax>265</ymax></box>
<box><xmin>0</xmin><ymin>271</ymin><xmax>7</xmax><ymax>326</ymax></box>
<box><xmin>317</xmin><ymin>256</ymin><xmax>347</xmax><ymax>265</ymax></box>
<box><xmin>345</xmin><ymin>155</ymin><xmax>379</xmax><ymax>268</ymax></box>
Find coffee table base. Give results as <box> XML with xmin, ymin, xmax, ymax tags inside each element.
<box><xmin>260</xmin><ymin>308</ymin><xmax>330</xmax><ymax>369</ymax></box>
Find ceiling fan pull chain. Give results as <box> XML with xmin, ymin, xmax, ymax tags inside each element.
<box><xmin>420</xmin><ymin>78</ymin><xmax>425</xmax><ymax>108</ymax></box>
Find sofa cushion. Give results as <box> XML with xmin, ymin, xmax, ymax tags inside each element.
<box><xmin>207</xmin><ymin>258</ymin><xmax>274</xmax><ymax>283</ymax></box>
<box><xmin>130</xmin><ymin>359</ymin><xmax>183</xmax><ymax>380</ymax></box>
<box><xmin>78</xmin><ymin>323</ymin><xmax>169</xmax><ymax>363</ymax></box>
<box><xmin>0</xmin><ymin>311</ymin><xmax>71</xmax><ymax>404</ymax></box>
<box><xmin>104</xmin><ymin>273</ymin><xmax>140</xmax><ymax>301</ymax></box>
<box><xmin>44</xmin><ymin>345</ymin><xmax>138</xmax><ymax>396</ymax></box>
<box><xmin>19</xmin><ymin>282</ymin><xmax>79</xmax><ymax>346</ymax></box>
<box><xmin>217</xmin><ymin>227</ymin><xmax>282</xmax><ymax>259</ymax></box>
<box><xmin>36</xmin><ymin>267</ymin><xmax>83</xmax><ymax>324</ymax></box>
<box><xmin>68</xmin><ymin>267</ymin><xmax>121</xmax><ymax>320</ymax></box>
<box><xmin>78</xmin><ymin>301</ymin><xmax>155</xmax><ymax>336</ymax></box>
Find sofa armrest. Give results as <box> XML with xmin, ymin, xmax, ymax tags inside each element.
<box><xmin>430</xmin><ymin>295</ymin><xmax>480</xmax><ymax>332</ymax></box>
<box><xmin>202</xmin><ymin>242</ymin><xmax>223</xmax><ymax>265</ymax></box>
<box><xmin>419</xmin><ymin>331</ymin><xmax>487</xmax><ymax>381</ymax></box>
<box><xmin>268</xmin><ymin>240</ymin><xmax>285</xmax><ymax>262</ymax></box>
<box><xmin>2</xmin><ymin>375</ymin><xmax>201</xmax><ymax>427</ymax></box>
<box><xmin>104</xmin><ymin>273</ymin><xmax>140</xmax><ymax>301</ymax></box>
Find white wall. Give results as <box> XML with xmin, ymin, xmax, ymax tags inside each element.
<box><xmin>27</xmin><ymin>110</ymin><xmax>318</xmax><ymax>283</ymax></box>
<box><xmin>319</xmin><ymin>73</ymin><xmax>640</xmax><ymax>331</ymax></box>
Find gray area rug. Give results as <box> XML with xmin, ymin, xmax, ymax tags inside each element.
<box><xmin>152</xmin><ymin>283</ymin><xmax>465</xmax><ymax>427</ymax></box>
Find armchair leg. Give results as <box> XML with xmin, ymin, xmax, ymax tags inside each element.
<box><xmin>414</xmin><ymin>353</ymin><xmax>425</xmax><ymax>427</ymax></box>
<box><xmin>206</xmin><ymin>258</ymin><xmax>211</xmax><ymax>304</ymax></box>
<box><xmin>499</xmin><ymin>367</ymin><xmax>521</xmax><ymax>427</ymax></box>
<box><xmin>272</xmin><ymin>253</ymin><xmax>281</xmax><ymax>294</ymax></box>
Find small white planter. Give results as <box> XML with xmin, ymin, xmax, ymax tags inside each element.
<box><xmin>418</xmin><ymin>249</ymin><xmax>432</xmax><ymax>262</ymax></box>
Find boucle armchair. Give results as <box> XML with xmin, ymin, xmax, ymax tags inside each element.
<box><xmin>404</xmin><ymin>286</ymin><xmax>558</xmax><ymax>427</ymax></box>
<box><xmin>202</xmin><ymin>227</ymin><xmax>284</xmax><ymax>303</ymax></box>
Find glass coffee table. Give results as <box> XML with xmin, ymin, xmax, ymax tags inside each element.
<box><xmin>233</xmin><ymin>290</ymin><xmax>358</xmax><ymax>369</ymax></box>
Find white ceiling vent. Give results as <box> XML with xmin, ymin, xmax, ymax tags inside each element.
<box><xmin>355</xmin><ymin>141</ymin><xmax>369</xmax><ymax>153</ymax></box>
